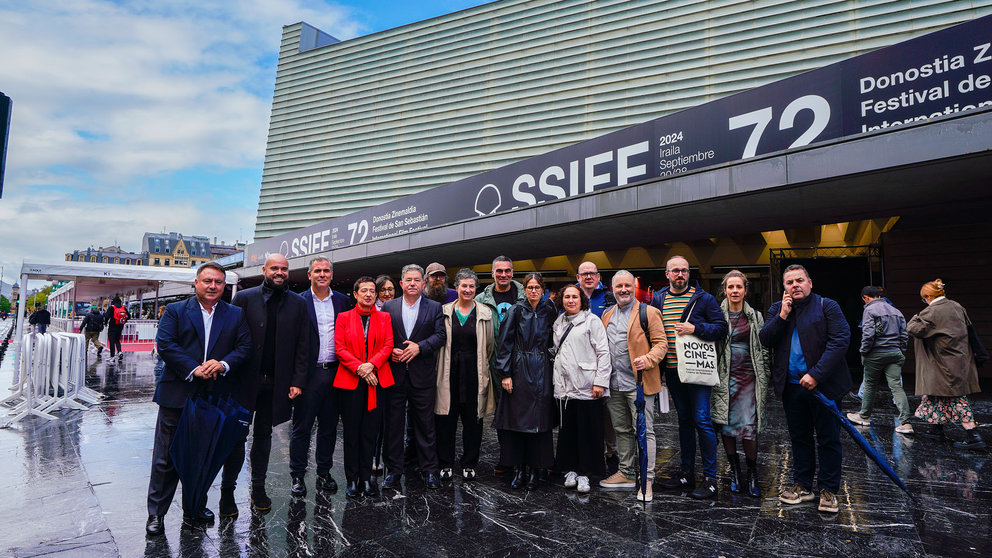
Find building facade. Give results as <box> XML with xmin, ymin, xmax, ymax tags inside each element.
<box><xmin>65</xmin><ymin>246</ymin><xmax>147</xmax><ymax>266</ymax></box>
<box><xmin>254</xmin><ymin>0</ymin><xmax>989</xmax><ymax>240</ymax></box>
<box><xmin>142</xmin><ymin>233</ymin><xmax>214</xmax><ymax>268</ymax></box>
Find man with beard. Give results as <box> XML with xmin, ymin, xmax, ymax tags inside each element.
<box><xmin>224</xmin><ymin>254</ymin><xmax>309</xmax><ymax>517</ymax></box>
<box><xmin>651</xmin><ymin>255</ymin><xmax>727</xmax><ymax>500</ymax></box>
<box><xmin>599</xmin><ymin>270</ymin><xmax>666</xmax><ymax>501</ymax></box>
<box><xmin>424</xmin><ymin>262</ymin><xmax>457</xmax><ymax>304</ymax></box>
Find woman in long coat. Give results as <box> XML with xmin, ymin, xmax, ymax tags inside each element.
<box><xmin>435</xmin><ymin>269</ymin><xmax>496</xmax><ymax>481</ymax></box>
<box><xmin>710</xmin><ymin>270</ymin><xmax>770</xmax><ymax>497</ymax></box>
<box><xmin>908</xmin><ymin>278</ymin><xmax>985</xmax><ymax>450</ymax></box>
<box><xmin>494</xmin><ymin>272</ymin><xmax>557</xmax><ymax>490</ymax></box>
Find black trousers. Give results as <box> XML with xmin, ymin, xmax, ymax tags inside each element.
<box><xmin>383</xmin><ymin>378</ymin><xmax>439</xmax><ymax>475</ymax></box>
<box><xmin>499</xmin><ymin>430</ymin><xmax>554</xmax><ymax>469</ymax></box>
<box><xmin>107</xmin><ymin>327</ymin><xmax>123</xmax><ymax>356</ymax></box>
<box><xmin>435</xmin><ymin>398</ymin><xmax>483</xmax><ymax>469</ymax></box>
<box><xmin>782</xmin><ymin>382</ymin><xmax>843</xmax><ymax>493</ymax></box>
<box><xmin>223</xmin><ymin>386</ymin><xmax>274</xmax><ymax>490</ymax></box>
<box><xmin>289</xmin><ymin>364</ymin><xmax>340</xmax><ymax>477</ymax></box>
<box><xmin>554</xmin><ymin>398</ymin><xmax>606</xmax><ymax>477</ymax></box>
<box><xmin>339</xmin><ymin>385</ymin><xmax>381</xmax><ymax>482</ymax></box>
<box><xmin>147</xmin><ymin>405</ymin><xmax>183</xmax><ymax>516</ymax></box>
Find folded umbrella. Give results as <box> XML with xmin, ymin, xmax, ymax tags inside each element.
<box><xmin>634</xmin><ymin>369</ymin><xmax>648</xmax><ymax>507</ymax></box>
<box><xmin>811</xmin><ymin>389</ymin><xmax>913</xmax><ymax>499</ymax></box>
<box><xmin>170</xmin><ymin>392</ymin><xmax>251</xmax><ymax>516</ymax></box>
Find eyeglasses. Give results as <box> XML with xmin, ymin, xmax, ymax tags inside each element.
<box><xmin>577</xmin><ymin>271</ymin><xmax>599</xmax><ymax>278</ymax></box>
<box><xmin>668</xmin><ymin>268</ymin><xmax>690</xmax><ymax>275</ymax></box>
<box><xmin>380</xmin><ymin>287</ymin><xmax>394</xmax><ymax>293</ymax></box>
<box><xmin>525</xmin><ymin>285</ymin><xmax>543</xmax><ymax>291</ymax></box>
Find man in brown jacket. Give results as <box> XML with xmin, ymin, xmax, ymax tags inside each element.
<box><xmin>599</xmin><ymin>270</ymin><xmax>667</xmax><ymax>501</ymax></box>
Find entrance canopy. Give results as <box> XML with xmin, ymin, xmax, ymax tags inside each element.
<box><xmin>14</xmin><ymin>260</ymin><xmax>239</xmax><ymax>348</ymax></box>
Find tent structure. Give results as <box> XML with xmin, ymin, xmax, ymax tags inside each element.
<box><xmin>13</xmin><ymin>260</ymin><xmax>239</xmax><ymax>369</ymax></box>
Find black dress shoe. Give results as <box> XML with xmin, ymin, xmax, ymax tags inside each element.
<box><xmin>146</xmin><ymin>515</ymin><xmax>164</xmax><ymax>536</ymax></box>
<box><xmin>219</xmin><ymin>490</ymin><xmax>238</xmax><ymax>518</ymax></box>
<box><xmin>363</xmin><ymin>479</ymin><xmax>380</xmax><ymax>497</ymax></box>
<box><xmin>250</xmin><ymin>487</ymin><xmax>272</xmax><ymax>511</ymax></box>
<box><xmin>510</xmin><ymin>467</ymin><xmax>526</xmax><ymax>489</ymax></box>
<box><xmin>316</xmin><ymin>473</ymin><xmax>338</xmax><ymax>493</ymax></box>
<box><xmin>345</xmin><ymin>480</ymin><xmax>362</xmax><ymax>499</ymax></box>
<box><xmin>291</xmin><ymin>476</ymin><xmax>307</xmax><ymax>498</ymax></box>
<box><xmin>382</xmin><ymin>473</ymin><xmax>401</xmax><ymax>489</ymax></box>
<box><xmin>426</xmin><ymin>473</ymin><xmax>441</xmax><ymax>489</ymax></box>
<box><xmin>525</xmin><ymin>469</ymin><xmax>539</xmax><ymax>491</ymax></box>
<box><xmin>183</xmin><ymin>508</ymin><xmax>215</xmax><ymax>526</ymax></box>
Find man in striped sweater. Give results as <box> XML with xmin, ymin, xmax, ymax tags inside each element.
<box><xmin>651</xmin><ymin>256</ymin><xmax>728</xmax><ymax>499</ymax></box>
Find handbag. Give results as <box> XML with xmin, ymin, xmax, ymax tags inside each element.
<box><xmin>674</xmin><ymin>300</ymin><xmax>719</xmax><ymax>386</ymax></box>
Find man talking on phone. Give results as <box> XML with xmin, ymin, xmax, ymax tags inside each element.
<box><xmin>759</xmin><ymin>264</ymin><xmax>851</xmax><ymax>514</ymax></box>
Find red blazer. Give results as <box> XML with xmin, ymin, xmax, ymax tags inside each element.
<box><xmin>334</xmin><ymin>308</ymin><xmax>394</xmax><ymax>410</ymax></box>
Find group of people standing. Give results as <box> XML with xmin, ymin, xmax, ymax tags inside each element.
<box><xmin>145</xmin><ymin>253</ymin><xmax>986</xmax><ymax>536</ymax></box>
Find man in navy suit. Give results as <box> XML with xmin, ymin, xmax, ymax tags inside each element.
<box><xmin>146</xmin><ymin>262</ymin><xmax>252</xmax><ymax>536</ymax></box>
<box><xmin>381</xmin><ymin>264</ymin><xmax>446</xmax><ymax>489</ymax></box>
<box><xmin>225</xmin><ymin>254</ymin><xmax>309</xmax><ymax>516</ymax></box>
<box><xmin>289</xmin><ymin>257</ymin><xmax>352</xmax><ymax>497</ymax></box>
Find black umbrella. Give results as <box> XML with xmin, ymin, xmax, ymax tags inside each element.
<box><xmin>634</xmin><ymin>368</ymin><xmax>648</xmax><ymax>506</ymax></box>
<box><xmin>169</xmin><ymin>393</ymin><xmax>251</xmax><ymax>516</ymax></box>
<box><xmin>812</xmin><ymin>390</ymin><xmax>913</xmax><ymax>499</ymax></box>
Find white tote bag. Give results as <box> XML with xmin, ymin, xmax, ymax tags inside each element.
<box><xmin>674</xmin><ymin>301</ymin><xmax>719</xmax><ymax>386</ymax></box>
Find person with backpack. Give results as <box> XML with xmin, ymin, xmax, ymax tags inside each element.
<box><xmin>80</xmin><ymin>305</ymin><xmax>105</xmax><ymax>358</ymax></box>
<box><xmin>105</xmin><ymin>296</ymin><xmax>128</xmax><ymax>360</ymax></box>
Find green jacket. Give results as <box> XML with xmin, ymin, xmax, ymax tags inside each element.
<box><xmin>711</xmin><ymin>299</ymin><xmax>771</xmax><ymax>433</ymax></box>
<box><xmin>474</xmin><ymin>280</ymin><xmax>526</xmax><ymax>341</ymax></box>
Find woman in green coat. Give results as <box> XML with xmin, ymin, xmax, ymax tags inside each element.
<box><xmin>711</xmin><ymin>270</ymin><xmax>770</xmax><ymax>497</ymax></box>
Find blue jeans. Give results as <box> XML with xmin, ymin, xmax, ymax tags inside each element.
<box><xmin>782</xmin><ymin>382</ymin><xmax>842</xmax><ymax>493</ymax></box>
<box><xmin>665</xmin><ymin>367</ymin><xmax>718</xmax><ymax>479</ymax></box>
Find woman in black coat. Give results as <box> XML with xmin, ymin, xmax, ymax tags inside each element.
<box><xmin>493</xmin><ymin>272</ymin><xmax>557</xmax><ymax>490</ymax></box>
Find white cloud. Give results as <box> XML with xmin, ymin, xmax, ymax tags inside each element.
<box><xmin>0</xmin><ymin>0</ymin><xmax>365</xmax><ymax>273</ymax></box>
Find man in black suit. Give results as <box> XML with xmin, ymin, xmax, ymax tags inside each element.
<box><xmin>146</xmin><ymin>262</ymin><xmax>252</xmax><ymax>536</ymax></box>
<box><xmin>381</xmin><ymin>264</ymin><xmax>446</xmax><ymax>489</ymax></box>
<box><xmin>224</xmin><ymin>254</ymin><xmax>309</xmax><ymax>516</ymax></box>
<box><xmin>289</xmin><ymin>257</ymin><xmax>352</xmax><ymax>497</ymax></box>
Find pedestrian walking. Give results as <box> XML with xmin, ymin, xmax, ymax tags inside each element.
<box><xmin>909</xmin><ymin>279</ymin><xmax>987</xmax><ymax>450</ymax></box>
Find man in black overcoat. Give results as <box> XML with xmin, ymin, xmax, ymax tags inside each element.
<box><xmin>224</xmin><ymin>253</ymin><xmax>309</xmax><ymax>516</ymax></box>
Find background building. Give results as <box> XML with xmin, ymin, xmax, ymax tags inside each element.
<box><xmin>66</xmin><ymin>245</ymin><xmax>147</xmax><ymax>266</ymax></box>
<box><xmin>254</xmin><ymin>0</ymin><xmax>988</xmax><ymax>239</ymax></box>
<box><xmin>142</xmin><ymin>232</ymin><xmax>213</xmax><ymax>268</ymax></box>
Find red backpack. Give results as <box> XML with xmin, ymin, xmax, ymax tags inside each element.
<box><xmin>113</xmin><ymin>305</ymin><xmax>129</xmax><ymax>326</ymax></box>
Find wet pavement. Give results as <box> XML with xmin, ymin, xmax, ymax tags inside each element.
<box><xmin>1</xmin><ymin>325</ymin><xmax>991</xmax><ymax>557</ymax></box>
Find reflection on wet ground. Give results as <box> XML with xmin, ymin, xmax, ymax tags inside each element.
<box><xmin>1</xmin><ymin>330</ymin><xmax>990</xmax><ymax>557</ymax></box>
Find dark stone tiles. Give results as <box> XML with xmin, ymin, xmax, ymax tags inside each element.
<box><xmin>4</xmin><ymin>342</ymin><xmax>992</xmax><ymax>557</ymax></box>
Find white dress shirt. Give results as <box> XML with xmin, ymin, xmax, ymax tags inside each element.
<box><xmin>312</xmin><ymin>288</ymin><xmax>336</xmax><ymax>363</ymax></box>
<box><xmin>186</xmin><ymin>301</ymin><xmax>230</xmax><ymax>381</ymax></box>
<box><xmin>401</xmin><ymin>295</ymin><xmax>422</xmax><ymax>338</ymax></box>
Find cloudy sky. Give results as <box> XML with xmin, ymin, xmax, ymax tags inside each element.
<box><xmin>0</xmin><ymin>0</ymin><xmax>490</xmax><ymax>286</ymax></box>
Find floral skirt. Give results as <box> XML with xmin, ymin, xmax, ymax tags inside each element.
<box><xmin>914</xmin><ymin>395</ymin><xmax>974</xmax><ymax>425</ymax></box>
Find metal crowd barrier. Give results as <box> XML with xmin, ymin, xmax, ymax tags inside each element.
<box><xmin>1</xmin><ymin>332</ymin><xmax>103</xmax><ymax>428</ymax></box>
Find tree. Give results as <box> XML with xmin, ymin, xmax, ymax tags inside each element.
<box><xmin>26</xmin><ymin>285</ymin><xmax>54</xmax><ymax>309</ymax></box>
<box><xmin>0</xmin><ymin>295</ymin><xmax>9</xmax><ymax>313</ymax></box>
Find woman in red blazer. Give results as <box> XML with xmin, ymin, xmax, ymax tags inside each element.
<box><xmin>334</xmin><ymin>276</ymin><xmax>394</xmax><ymax>498</ymax></box>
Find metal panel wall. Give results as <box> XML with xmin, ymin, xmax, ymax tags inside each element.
<box><xmin>254</xmin><ymin>0</ymin><xmax>992</xmax><ymax>239</ymax></box>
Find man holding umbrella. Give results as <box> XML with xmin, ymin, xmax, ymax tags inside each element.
<box><xmin>759</xmin><ymin>264</ymin><xmax>851</xmax><ymax>513</ymax></box>
<box><xmin>146</xmin><ymin>262</ymin><xmax>252</xmax><ymax>536</ymax></box>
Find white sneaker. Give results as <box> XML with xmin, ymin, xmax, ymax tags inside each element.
<box><xmin>563</xmin><ymin>471</ymin><xmax>578</xmax><ymax>488</ymax></box>
<box><xmin>895</xmin><ymin>423</ymin><xmax>914</xmax><ymax>434</ymax></box>
<box><xmin>576</xmin><ymin>476</ymin><xmax>590</xmax><ymax>493</ymax></box>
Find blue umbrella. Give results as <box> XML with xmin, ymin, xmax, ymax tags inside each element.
<box><xmin>811</xmin><ymin>390</ymin><xmax>913</xmax><ymax>499</ymax></box>
<box><xmin>634</xmin><ymin>368</ymin><xmax>648</xmax><ymax>506</ymax></box>
<box><xmin>170</xmin><ymin>393</ymin><xmax>251</xmax><ymax>516</ymax></box>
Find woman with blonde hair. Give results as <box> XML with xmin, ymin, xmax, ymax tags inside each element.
<box><xmin>711</xmin><ymin>270</ymin><xmax>770</xmax><ymax>497</ymax></box>
<box><xmin>908</xmin><ymin>278</ymin><xmax>986</xmax><ymax>450</ymax></box>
